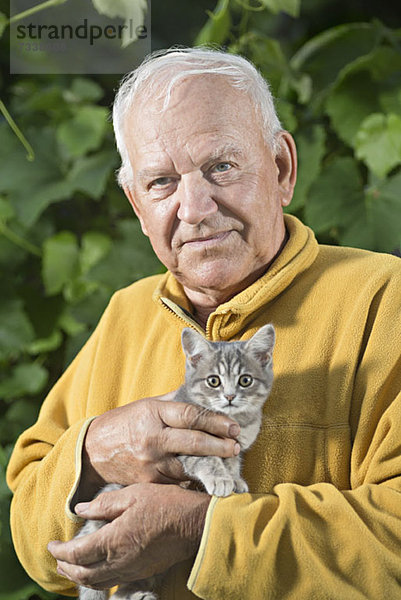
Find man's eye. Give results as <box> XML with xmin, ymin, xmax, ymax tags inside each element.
<box><xmin>151</xmin><ymin>177</ymin><xmax>172</xmax><ymax>188</ymax></box>
<box><xmin>213</xmin><ymin>162</ymin><xmax>232</xmax><ymax>173</ymax></box>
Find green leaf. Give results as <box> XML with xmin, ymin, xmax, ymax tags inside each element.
<box><xmin>291</xmin><ymin>23</ymin><xmax>378</xmax><ymax>97</ymax></box>
<box><xmin>1</xmin><ymin>400</ymin><xmax>40</xmax><ymax>441</ymax></box>
<box><xmin>0</xmin><ymin>197</ymin><xmax>15</xmax><ymax>222</ymax></box>
<box><xmin>305</xmin><ymin>157</ymin><xmax>364</xmax><ymax>233</ymax></box>
<box><xmin>67</xmin><ymin>150</ymin><xmax>118</xmax><ymax>199</ymax></box>
<box><xmin>0</xmin><ymin>234</ymin><xmax>25</xmax><ymax>272</ymax></box>
<box><xmin>68</xmin><ymin>286</ymin><xmax>111</xmax><ymax>333</ymax></box>
<box><xmin>325</xmin><ymin>46</ymin><xmax>401</xmax><ymax>146</ymax></box>
<box><xmin>42</xmin><ymin>231</ymin><xmax>80</xmax><ymax>295</ymax></box>
<box><xmin>261</xmin><ymin>0</ymin><xmax>300</xmax><ymax>18</ymax></box>
<box><xmin>80</xmin><ymin>231</ymin><xmax>112</xmax><ymax>275</ymax></box>
<box><xmin>0</xmin><ymin>125</ymin><xmax>75</xmax><ymax>227</ymax></box>
<box><xmin>195</xmin><ymin>0</ymin><xmax>231</xmax><ymax>46</ymax></box>
<box><xmin>275</xmin><ymin>99</ymin><xmax>297</xmax><ymax>133</ymax></box>
<box><xmin>64</xmin><ymin>278</ymin><xmax>99</xmax><ymax>304</ymax></box>
<box><xmin>289</xmin><ymin>73</ymin><xmax>313</xmax><ymax>105</ymax></box>
<box><xmin>380</xmin><ymin>86</ymin><xmax>401</xmax><ymax>118</ymax></box>
<box><xmin>27</xmin><ymin>329</ymin><xmax>63</xmax><ymax>355</ymax></box>
<box><xmin>91</xmin><ymin>0</ymin><xmax>148</xmax><ymax>47</ymax></box>
<box><xmin>326</xmin><ymin>71</ymin><xmax>381</xmax><ymax>146</ymax></box>
<box><xmin>0</xmin><ymin>12</ymin><xmax>8</xmax><ymax>38</ymax></box>
<box><xmin>337</xmin><ymin>46</ymin><xmax>401</xmax><ymax>85</ymax></box>
<box><xmin>20</xmin><ymin>290</ymin><xmax>64</xmax><ymax>340</ymax></box>
<box><xmin>0</xmin><ymin>300</ymin><xmax>35</xmax><ymax>360</ymax></box>
<box><xmin>13</xmin><ymin>83</ymin><xmax>64</xmax><ymax>113</ymax></box>
<box><xmin>289</xmin><ymin>125</ymin><xmax>326</xmax><ymax>212</ymax></box>
<box><xmin>241</xmin><ymin>34</ymin><xmax>289</xmax><ymax>96</ymax></box>
<box><xmin>363</xmin><ymin>171</ymin><xmax>401</xmax><ymax>251</ymax></box>
<box><xmin>89</xmin><ymin>219</ymin><xmax>163</xmax><ymax>290</ymax></box>
<box><xmin>57</xmin><ymin>106</ymin><xmax>109</xmax><ymax>159</ymax></box>
<box><xmin>355</xmin><ymin>113</ymin><xmax>401</xmax><ymax>178</ymax></box>
<box><xmin>67</xmin><ymin>78</ymin><xmax>104</xmax><ymax>103</ymax></box>
<box><xmin>0</xmin><ymin>363</ymin><xmax>48</xmax><ymax>400</ymax></box>
<box><xmin>307</xmin><ymin>159</ymin><xmax>401</xmax><ymax>252</ymax></box>
<box><xmin>59</xmin><ymin>310</ymin><xmax>86</xmax><ymax>336</ymax></box>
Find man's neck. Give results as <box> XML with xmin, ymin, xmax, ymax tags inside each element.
<box><xmin>184</xmin><ymin>229</ymin><xmax>289</xmax><ymax>330</ymax></box>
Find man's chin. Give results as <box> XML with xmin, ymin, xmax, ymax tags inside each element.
<box><xmin>177</xmin><ymin>266</ymin><xmax>245</xmax><ymax>297</ymax></box>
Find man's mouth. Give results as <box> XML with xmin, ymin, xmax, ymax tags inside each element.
<box><xmin>183</xmin><ymin>230</ymin><xmax>233</xmax><ymax>248</ymax></box>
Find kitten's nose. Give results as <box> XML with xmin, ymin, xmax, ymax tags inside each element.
<box><xmin>225</xmin><ymin>394</ymin><xmax>236</xmax><ymax>404</ymax></box>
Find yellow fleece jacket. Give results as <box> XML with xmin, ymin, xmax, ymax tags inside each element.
<box><xmin>7</xmin><ymin>215</ymin><xmax>401</xmax><ymax>599</ymax></box>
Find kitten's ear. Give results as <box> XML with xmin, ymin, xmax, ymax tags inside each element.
<box><xmin>181</xmin><ymin>328</ymin><xmax>209</xmax><ymax>366</ymax></box>
<box><xmin>246</xmin><ymin>324</ymin><xmax>276</xmax><ymax>366</ymax></box>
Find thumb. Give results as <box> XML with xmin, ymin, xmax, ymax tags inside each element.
<box><xmin>75</xmin><ymin>484</ymin><xmax>130</xmax><ymax>520</ymax></box>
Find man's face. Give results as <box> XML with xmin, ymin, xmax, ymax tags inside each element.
<box><xmin>123</xmin><ymin>75</ymin><xmax>295</xmax><ymax>300</ymax></box>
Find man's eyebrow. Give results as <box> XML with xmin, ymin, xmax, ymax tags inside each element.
<box><xmin>137</xmin><ymin>167</ymin><xmax>171</xmax><ymax>180</ymax></box>
<box><xmin>137</xmin><ymin>145</ymin><xmax>244</xmax><ymax>180</ymax></box>
<box><xmin>207</xmin><ymin>145</ymin><xmax>244</xmax><ymax>162</ymax></box>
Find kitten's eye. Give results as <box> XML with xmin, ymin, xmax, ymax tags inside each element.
<box><xmin>207</xmin><ymin>375</ymin><xmax>221</xmax><ymax>388</ymax></box>
<box><xmin>238</xmin><ymin>374</ymin><xmax>253</xmax><ymax>387</ymax></box>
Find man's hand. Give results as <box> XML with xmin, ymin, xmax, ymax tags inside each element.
<box><xmin>48</xmin><ymin>483</ymin><xmax>211</xmax><ymax>589</ymax></box>
<box><xmin>77</xmin><ymin>393</ymin><xmax>240</xmax><ymax>502</ymax></box>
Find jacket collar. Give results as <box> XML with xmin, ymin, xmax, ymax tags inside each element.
<box><xmin>153</xmin><ymin>215</ymin><xmax>319</xmax><ymax>340</ymax></box>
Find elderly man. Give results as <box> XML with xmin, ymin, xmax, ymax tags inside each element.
<box><xmin>7</xmin><ymin>48</ymin><xmax>401</xmax><ymax>599</ymax></box>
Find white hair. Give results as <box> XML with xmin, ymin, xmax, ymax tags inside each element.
<box><xmin>112</xmin><ymin>46</ymin><xmax>283</xmax><ymax>188</ymax></box>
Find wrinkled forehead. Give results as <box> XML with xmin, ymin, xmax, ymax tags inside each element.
<box><xmin>134</xmin><ymin>67</ymin><xmax>251</xmax><ymax>110</ymax></box>
<box><xmin>125</xmin><ymin>73</ymin><xmax>259</xmax><ymax>138</ymax></box>
<box><xmin>123</xmin><ymin>81</ymin><xmax>264</xmax><ymax>179</ymax></box>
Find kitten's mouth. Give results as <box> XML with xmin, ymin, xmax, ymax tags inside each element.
<box><xmin>223</xmin><ymin>399</ymin><xmax>238</xmax><ymax>408</ymax></box>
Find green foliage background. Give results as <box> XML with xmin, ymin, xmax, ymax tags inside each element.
<box><xmin>0</xmin><ymin>0</ymin><xmax>400</xmax><ymax>598</ymax></box>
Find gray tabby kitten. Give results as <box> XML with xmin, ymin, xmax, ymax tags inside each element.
<box><xmin>77</xmin><ymin>323</ymin><xmax>275</xmax><ymax>600</ymax></box>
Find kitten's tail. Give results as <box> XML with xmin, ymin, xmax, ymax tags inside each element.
<box><xmin>79</xmin><ymin>587</ymin><xmax>108</xmax><ymax>600</ymax></box>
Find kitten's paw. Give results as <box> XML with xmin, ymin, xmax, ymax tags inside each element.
<box><xmin>204</xmin><ymin>477</ymin><xmax>235</xmax><ymax>497</ymax></box>
<box><xmin>234</xmin><ymin>478</ymin><xmax>249</xmax><ymax>493</ymax></box>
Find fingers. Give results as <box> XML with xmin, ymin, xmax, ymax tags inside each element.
<box><xmin>157</xmin><ymin>401</ymin><xmax>241</xmax><ymax>458</ymax></box>
<box><xmin>49</xmin><ymin>530</ymin><xmax>121</xmax><ymax>588</ymax></box>
<box><xmin>56</xmin><ymin>557</ymin><xmax>117</xmax><ymax>589</ymax></box>
<box><xmin>163</xmin><ymin>426</ymin><xmax>241</xmax><ymax>458</ymax></box>
<box><xmin>48</xmin><ymin>527</ymin><xmax>106</xmax><ymax>566</ymax></box>
<box><xmin>158</xmin><ymin>401</ymin><xmax>240</xmax><ymax>439</ymax></box>
<box><xmin>75</xmin><ymin>486</ymin><xmax>133</xmax><ymax>520</ymax></box>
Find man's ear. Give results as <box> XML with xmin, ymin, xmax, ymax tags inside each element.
<box><xmin>274</xmin><ymin>132</ymin><xmax>297</xmax><ymax>208</ymax></box>
<box><xmin>123</xmin><ymin>185</ymin><xmax>149</xmax><ymax>236</ymax></box>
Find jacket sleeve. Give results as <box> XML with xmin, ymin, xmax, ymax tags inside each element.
<box><xmin>6</xmin><ymin>321</ymin><xmax>103</xmax><ymax>596</ymax></box>
<box><xmin>188</xmin><ymin>276</ymin><xmax>401</xmax><ymax>599</ymax></box>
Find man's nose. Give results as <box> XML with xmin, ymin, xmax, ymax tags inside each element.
<box><xmin>176</xmin><ymin>173</ymin><xmax>218</xmax><ymax>225</ymax></box>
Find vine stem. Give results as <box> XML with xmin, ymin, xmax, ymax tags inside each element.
<box><xmin>8</xmin><ymin>0</ymin><xmax>68</xmax><ymax>24</ymax></box>
<box><xmin>0</xmin><ymin>100</ymin><xmax>35</xmax><ymax>161</ymax></box>
<box><xmin>0</xmin><ymin>220</ymin><xmax>42</xmax><ymax>257</ymax></box>
<box><xmin>0</xmin><ymin>1</ymin><xmax>68</xmax><ymax>163</ymax></box>
<box><xmin>234</xmin><ymin>0</ymin><xmax>266</xmax><ymax>12</ymax></box>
